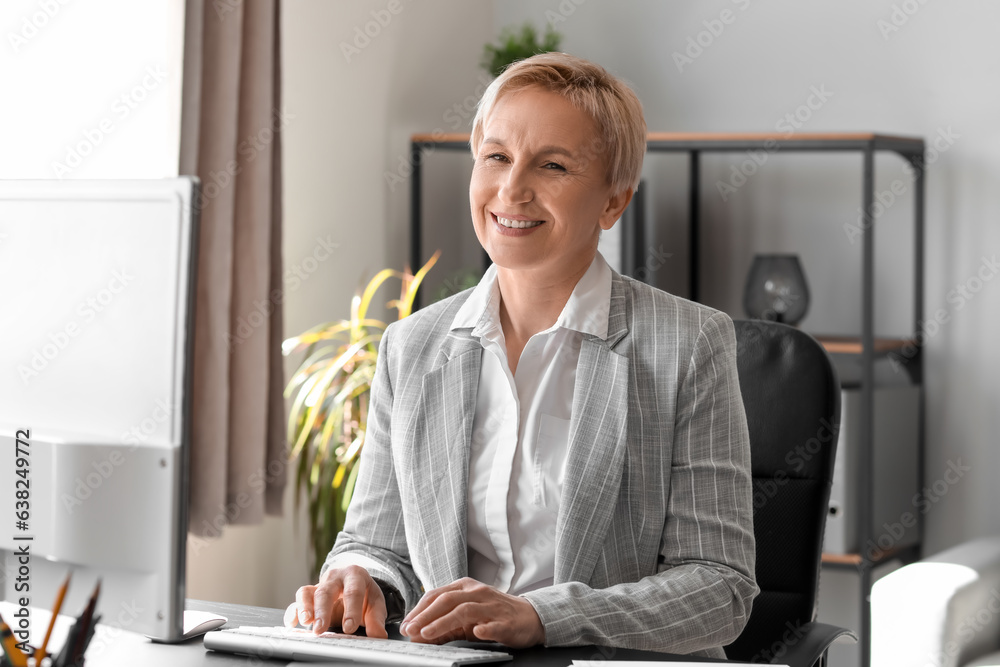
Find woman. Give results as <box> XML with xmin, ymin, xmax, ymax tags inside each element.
<box><xmin>285</xmin><ymin>52</ymin><xmax>758</xmax><ymax>659</ymax></box>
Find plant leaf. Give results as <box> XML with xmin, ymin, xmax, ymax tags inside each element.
<box><xmin>341</xmin><ymin>461</ymin><xmax>360</xmax><ymax>513</ymax></box>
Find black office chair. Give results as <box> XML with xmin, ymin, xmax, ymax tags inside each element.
<box><xmin>724</xmin><ymin>320</ymin><xmax>857</xmax><ymax>667</ymax></box>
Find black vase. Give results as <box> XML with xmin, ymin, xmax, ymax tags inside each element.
<box><xmin>743</xmin><ymin>254</ymin><xmax>810</xmax><ymax>326</ymax></box>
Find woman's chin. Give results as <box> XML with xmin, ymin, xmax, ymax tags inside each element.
<box><xmin>486</xmin><ymin>250</ymin><xmax>555</xmax><ymax>274</ymax></box>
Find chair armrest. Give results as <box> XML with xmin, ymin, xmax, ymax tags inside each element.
<box><xmin>773</xmin><ymin>621</ymin><xmax>856</xmax><ymax>667</ymax></box>
<box><xmin>872</xmin><ymin>537</ymin><xmax>1000</xmax><ymax>667</ymax></box>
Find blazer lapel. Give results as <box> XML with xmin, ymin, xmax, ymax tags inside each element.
<box><xmin>406</xmin><ymin>330</ymin><xmax>481</xmax><ymax>588</ymax></box>
<box><xmin>555</xmin><ymin>274</ymin><xmax>631</xmax><ymax>585</ymax></box>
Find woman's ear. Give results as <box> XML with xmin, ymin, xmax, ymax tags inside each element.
<box><xmin>599</xmin><ymin>187</ymin><xmax>635</xmax><ymax>231</ymax></box>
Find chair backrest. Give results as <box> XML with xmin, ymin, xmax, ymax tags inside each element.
<box><xmin>724</xmin><ymin>320</ymin><xmax>841</xmax><ymax>662</ymax></box>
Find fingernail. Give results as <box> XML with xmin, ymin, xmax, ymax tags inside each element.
<box><xmin>301</xmin><ymin>611</ymin><xmax>312</xmax><ymax>622</ymax></box>
<box><xmin>400</xmin><ymin>622</ymin><xmax>409</xmax><ymax>635</ymax></box>
<box><xmin>313</xmin><ymin>618</ymin><xmax>324</xmax><ymax>632</ymax></box>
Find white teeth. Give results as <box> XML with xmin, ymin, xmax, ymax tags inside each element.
<box><xmin>496</xmin><ymin>216</ymin><xmax>543</xmax><ymax>229</ymax></box>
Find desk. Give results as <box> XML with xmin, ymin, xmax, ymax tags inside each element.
<box><xmin>78</xmin><ymin>599</ymin><xmax>722</xmax><ymax>665</ymax></box>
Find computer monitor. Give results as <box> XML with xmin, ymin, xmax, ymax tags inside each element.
<box><xmin>0</xmin><ymin>178</ymin><xmax>199</xmax><ymax>642</ymax></box>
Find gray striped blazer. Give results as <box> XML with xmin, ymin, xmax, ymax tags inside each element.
<box><xmin>322</xmin><ymin>269</ymin><xmax>758</xmax><ymax>658</ymax></box>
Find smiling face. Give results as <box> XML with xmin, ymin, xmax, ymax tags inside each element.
<box><xmin>470</xmin><ymin>86</ymin><xmax>631</xmax><ymax>283</ymax></box>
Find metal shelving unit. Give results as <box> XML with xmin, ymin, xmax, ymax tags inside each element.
<box><xmin>408</xmin><ymin>131</ymin><xmax>926</xmax><ymax>667</ymax></box>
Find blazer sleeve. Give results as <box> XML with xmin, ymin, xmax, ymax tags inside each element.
<box><xmin>319</xmin><ymin>324</ymin><xmax>424</xmax><ymax>611</ymax></box>
<box><xmin>521</xmin><ymin>310</ymin><xmax>759</xmax><ymax>654</ymax></box>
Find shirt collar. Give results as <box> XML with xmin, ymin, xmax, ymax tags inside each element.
<box><xmin>450</xmin><ymin>251</ymin><xmax>613</xmax><ymax>341</ymax></box>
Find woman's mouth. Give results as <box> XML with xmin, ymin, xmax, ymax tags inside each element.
<box><xmin>492</xmin><ymin>213</ymin><xmax>545</xmax><ymax>230</ymax></box>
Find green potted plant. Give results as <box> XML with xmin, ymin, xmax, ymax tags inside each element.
<box><xmin>283</xmin><ymin>252</ymin><xmax>439</xmax><ymax>578</ymax></box>
<box><xmin>480</xmin><ymin>22</ymin><xmax>563</xmax><ymax>78</ymax></box>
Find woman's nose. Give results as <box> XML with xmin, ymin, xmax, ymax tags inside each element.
<box><xmin>498</xmin><ymin>164</ymin><xmax>533</xmax><ymax>205</ymax></box>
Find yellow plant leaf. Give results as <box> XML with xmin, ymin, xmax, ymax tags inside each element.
<box><xmin>396</xmin><ymin>250</ymin><xmax>441</xmax><ymax>319</ymax></box>
<box><xmin>358</xmin><ymin>268</ymin><xmax>400</xmax><ymax>322</ymax></box>
<box><xmin>337</xmin><ymin>431</ymin><xmax>364</xmax><ymax>463</ymax></box>
<box><xmin>285</xmin><ymin>345</ymin><xmax>337</xmax><ymax>397</ymax></box>
<box><xmin>332</xmin><ymin>462</ymin><xmax>347</xmax><ymax>488</ymax></box>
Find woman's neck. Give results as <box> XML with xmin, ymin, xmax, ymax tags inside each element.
<box><xmin>495</xmin><ymin>255</ymin><xmax>594</xmax><ymax>373</ymax></box>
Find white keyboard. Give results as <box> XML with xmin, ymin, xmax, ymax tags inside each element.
<box><xmin>203</xmin><ymin>625</ymin><xmax>514</xmax><ymax>666</ymax></box>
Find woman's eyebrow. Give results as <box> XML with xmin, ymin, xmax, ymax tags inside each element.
<box><xmin>536</xmin><ymin>145</ymin><xmax>576</xmax><ymax>159</ymax></box>
<box><xmin>481</xmin><ymin>137</ymin><xmax>577</xmax><ymax>159</ymax></box>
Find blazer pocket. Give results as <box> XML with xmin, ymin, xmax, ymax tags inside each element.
<box><xmin>533</xmin><ymin>414</ymin><xmax>570</xmax><ymax>511</ymax></box>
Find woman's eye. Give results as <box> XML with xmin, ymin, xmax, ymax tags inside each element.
<box><xmin>544</xmin><ymin>162</ymin><xmax>566</xmax><ymax>171</ymax></box>
<box><xmin>485</xmin><ymin>153</ymin><xmax>508</xmax><ymax>162</ymax></box>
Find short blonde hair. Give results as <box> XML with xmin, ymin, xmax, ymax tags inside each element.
<box><xmin>471</xmin><ymin>52</ymin><xmax>646</xmax><ymax>196</ymax></box>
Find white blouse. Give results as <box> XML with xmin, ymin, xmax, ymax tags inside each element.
<box><xmin>449</xmin><ymin>252</ymin><xmax>612</xmax><ymax>595</ymax></box>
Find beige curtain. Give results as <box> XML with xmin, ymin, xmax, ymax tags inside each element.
<box><xmin>180</xmin><ymin>0</ymin><xmax>286</xmax><ymax>536</ymax></box>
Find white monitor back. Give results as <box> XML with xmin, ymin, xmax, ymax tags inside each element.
<box><xmin>0</xmin><ymin>178</ymin><xmax>198</xmax><ymax>641</ymax></box>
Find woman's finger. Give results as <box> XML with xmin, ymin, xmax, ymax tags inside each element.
<box><xmin>339</xmin><ymin>568</ymin><xmax>374</xmax><ymax>634</ymax></box>
<box><xmin>417</xmin><ymin>601</ymin><xmax>480</xmax><ymax>641</ymax></box>
<box><xmin>282</xmin><ymin>602</ymin><xmax>300</xmax><ymax>628</ymax></box>
<box><xmin>472</xmin><ymin>621</ymin><xmax>501</xmax><ymax>642</ymax></box>
<box><xmin>311</xmin><ymin>576</ymin><xmax>345</xmax><ymax>634</ymax></box>
<box><xmin>401</xmin><ymin>583</ymin><xmax>453</xmax><ymax>630</ymax></box>
<box><xmin>294</xmin><ymin>585</ymin><xmax>316</xmax><ymax>625</ymax></box>
<box><xmin>362</xmin><ymin>582</ymin><xmax>389</xmax><ymax>639</ymax></box>
<box><xmin>403</xmin><ymin>588</ymin><xmax>470</xmax><ymax>636</ymax></box>
<box><xmin>400</xmin><ymin>577</ymin><xmax>486</xmax><ymax>637</ymax></box>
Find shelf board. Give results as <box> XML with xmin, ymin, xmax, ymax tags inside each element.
<box><xmin>822</xmin><ymin>545</ymin><xmax>912</xmax><ymax>567</ymax></box>
<box><xmin>645</xmin><ymin>131</ymin><xmax>920</xmax><ymax>143</ymax></box>
<box><xmin>410</xmin><ymin>131</ymin><xmax>925</xmax><ymax>154</ymax></box>
<box><xmin>814</xmin><ymin>335</ymin><xmax>913</xmax><ymax>356</ymax></box>
<box><xmin>412</xmin><ymin>132</ymin><xmax>471</xmax><ymax>144</ymax></box>
<box><xmin>822</xmin><ymin>552</ymin><xmax>864</xmax><ymax>566</ymax></box>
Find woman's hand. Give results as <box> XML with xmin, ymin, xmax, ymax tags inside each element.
<box><xmin>283</xmin><ymin>565</ymin><xmax>388</xmax><ymax>638</ymax></box>
<box><xmin>400</xmin><ymin>578</ymin><xmax>544</xmax><ymax>648</ymax></box>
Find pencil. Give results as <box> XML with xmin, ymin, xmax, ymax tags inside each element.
<box><xmin>35</xmin><ymin>571</ymin><xmax>71</xmax><ymax>662</ymax></box>
<box><xmin>0</xmin><ymin>614</ymin><xmax>28</xmax><ymax>667</ymax></box>
<box><xmin>70</xmin><ymin>578</ymin><xmax>101</xmax><ymax>663</ymax></box>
